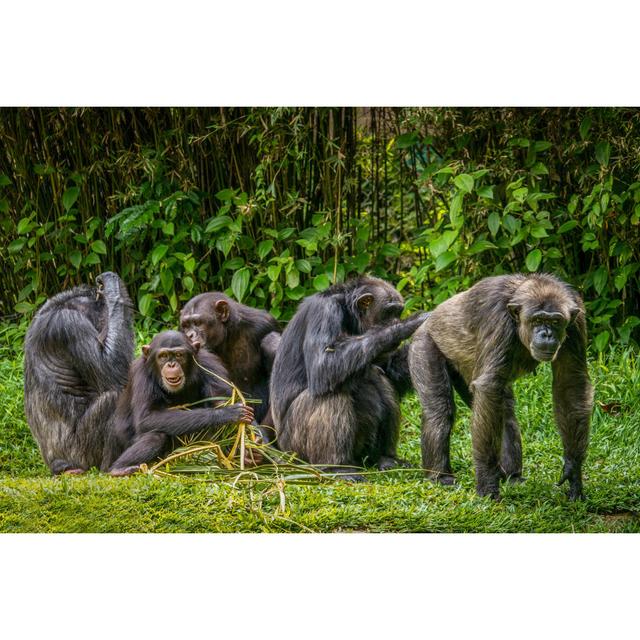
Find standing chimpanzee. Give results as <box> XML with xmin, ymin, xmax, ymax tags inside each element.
<box><xmin>107</xmin><ymin>330</ymin><xmax>254</xmax><ymax>475</ymax></box>
<box><xmin>179</xmin><ymin>292</ymin><xmax>281</xmax><ymax>428</ymax></box>
<box><xmin>409</xmin><ymin>273</ymin><xmax>593</xmax><ymax>501</ymax></box>
<box><xmin>269</xmin><ymin>276</ymin><xmax>428</xmax><ymax>478</ymax></box>
<box><xmin>23</xmin><ymin>271</ymin><xmax>134</xmax><ymax>475</ymax></box>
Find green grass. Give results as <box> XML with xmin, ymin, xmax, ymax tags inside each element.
<box><xmin>1</xmin><ymin>327</ymin><xmax>639</xmax><ymax>532</ymax></box>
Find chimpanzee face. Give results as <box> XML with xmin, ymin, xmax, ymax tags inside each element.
<box><xmin>356</xmin><ymin>282</ymin><xmax>405</xmax><ymax>332</ymax></box>
<box><xmin>143</xmin><ymin>331</ymin><xmax>199</xmax><ymax>394</ymax></box>
<box><xmin>509</xmin><ymin>302</ymin><xmax>576</xmax><ymax>363</ymax></box>
<box><xmin>180</xmin><ymin>298</ymin><xmax>228</xmax><ymax>350</ymax></box>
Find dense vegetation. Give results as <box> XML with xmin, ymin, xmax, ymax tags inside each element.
<box><xmin>1</xmin><ymin>108</ymin><xmax>639</xmax><ymax>352</ymax></box>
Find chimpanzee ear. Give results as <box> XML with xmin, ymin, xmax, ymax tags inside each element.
<box><xmin>356</xmin><ymin>293</ymin><xmax>375</xmax><ymax>313</ymax></box>
<box><xmin>507</xmin><ymin>303</ymin><xmax>521</xmax><ymax>320</ymax></box>
<box><xmin>141</xmin><ymin>345</ymin><xmax>151</xmax><ymax>359</ymax></box>
<box><xmin>215</xmin><ymin>299</ymin><xmax>230</xmax><ymax>323</ymax></box>
<box><xmin>569</xmin><ymin>305</ymin><xmax>580</xmax><ymax>324</ymax></box>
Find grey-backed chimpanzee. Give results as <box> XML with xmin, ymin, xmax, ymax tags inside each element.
<box><xmin>179</xmin><ymin>292</ymin><xmax>281</xmax><ymax>429</ymax></box>
<box><xmin>23</xmin><ymin>271</ymin><xmax>135</xmax><ymax>475</ymax></box>
<box><xmin>409</xmin><ymin>273</ymin><xmax>593</xmax><ymax>501</ymax></box>
<box><xmin>270</xmin><ymin>276</ymin><xmax>428</xmax><ymax>478</ymax></box>
<box><xmin>107</xmin><ymin>330</ymin><xmax>254</xmax><ymax>475</ymax></box>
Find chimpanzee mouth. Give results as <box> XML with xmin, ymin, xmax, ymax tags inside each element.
<box><xmin>530</xmin><ymin>344</ymin><xmax>558</xmax><ymax>362</ymax></box>
<box><xmin>164</xmin><ymin>375</ymin><xmax>184</xmax><ymax>389</ymax></box>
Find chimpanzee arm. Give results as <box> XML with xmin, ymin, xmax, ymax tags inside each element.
<box><xmin>552</xmin><ymin>313</ymin><xmax>593</xmax><ymax>500</ymax></box>
<box><xmin>260</xmin><ymin>331</ymin><xmax>281</xmax><ymax>371</ymax></box>
<box><xmin>133</xmin><ymin>404</ymin><xmax>254</xmax><ymax>437</ymax></box>
<box><xmin>305</xmin><ymin>298</ymin><xmax>427</xmax><ymax>395</ymax></box>
<box><xmin>377</xmin><ymin>343</ymin><xmax>413</xmax><ymax>397</ymax></box>
<box><xmin>95</xmin><ymin>271</ymin><xmax>135</xmax><ymax>385</ymax></box>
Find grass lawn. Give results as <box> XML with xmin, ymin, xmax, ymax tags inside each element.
<box><xmin>1</xmin><ymin>332</ymin><xmax>639</xmax><ymax>533</ymax></box>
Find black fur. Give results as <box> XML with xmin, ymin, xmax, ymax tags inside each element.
<box><xmin>23</xmin><ymin>271</ymin><xmax>134</xmax><ymax>474</ymax></box>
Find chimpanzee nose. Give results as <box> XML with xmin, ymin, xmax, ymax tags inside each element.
<box><xmin>167</xmin><ymin>361</ymin><xmax>178</xmax><ymax>370</ymax></box>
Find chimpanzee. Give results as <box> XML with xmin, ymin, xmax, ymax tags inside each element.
<box><xmin>409</xmin><ymin>273</ymin><xmax>593</xmax><ymax>501</ymax></box>
<box><xmin>269</xmin><ymin>276</ymin><xmax>428</xmax><ymax>478</ymax></box>
<box><xmin>179</xmin><ymin>292</ymin><xmax>281</xmax><ymax>428</ymax></box>
<box><xmin>23</xmin><ymin>271</ymin><xmax>135</xmax><ymax>475</ymax></box>
<box><xmin>107</xmin><ymin>330</ymin><xmax>254</xmax><ymax>475</ymax></box>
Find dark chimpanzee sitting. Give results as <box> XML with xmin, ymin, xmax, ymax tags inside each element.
<box><xmin>24</xmin><ymin>271</ymin><xmax>134</xmax><ymax>475</ymax></box>
<box><xmin>179</xmin><ymin>292</ymin><xmax>281</xmax><ymax>430</ymax></box>
<box><xmin>409</xmin><ymin>273</ymin><xmax>593</xmax><ymax>501</ymax></box>
<box><xmin>107</xmin><ymin>330</ymin><xmax>254</xmax><ymax>476</ymax></box>
<box><xmin>269</xmin><ymin>276</ymin><xmax>428</xmax><ymax>478</ymax></box>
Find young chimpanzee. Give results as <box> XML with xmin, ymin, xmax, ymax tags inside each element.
<box><xmin>409</xmin><ymin>273</ymin><xmax>593</xmax><ymax>501</ymax></box>
<box><xmin>107</xmin><ymin>330</ymin><xmax>254</xmax><ymax>476</ymax></box>
<box><xmin>270</xmin><ymin>276</ymin><xmax>427</xmax><ymax>478</ymax></box>
<box><xmin>180</xmin><ymin>291</ymin><xmax>281</xmax><ymax>433</ymax></box>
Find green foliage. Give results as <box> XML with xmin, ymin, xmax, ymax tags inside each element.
<box><xmin>0</xmin><ymin>108</ymin><xmax>638</xmax><ymax>345</ymax></box>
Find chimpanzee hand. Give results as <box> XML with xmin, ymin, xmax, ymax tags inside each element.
<box><xmin>396</xmin><ymin>311</ymin><xmax>429</xmax><ymax>339</ymax></box>
<box><xmin>216</xmin><ymin>403</ymin><xmax>255</xmax><ymax>425</ymax></box>
<box><xmin>96</xmin><ymin>271</ymin><xmax>125</xmax><ymax>304</ymax></box>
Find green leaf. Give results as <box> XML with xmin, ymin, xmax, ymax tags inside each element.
<box><xmin>534</xmin><ymin>141</ymin><xmax>552</xmax><ymax>152</ymax></box>
<box><xmin>593</xmin><ymin>266</ymin><xmax>608</xmax><ymax>294</ymax></box>
<box><xmin>557</xmin><ymin>220</ymin><xmax>578</xmax><ymax>234</ymax></box>
<box><xmin>614</xmin><ymin>271</ymin><xmax>627</xmax><ymax>291</ymax></box>
<box><xmin>151</xmin><ymin>244</ymin><xmax>169</xmax><ymax>266</ymax></box>
<box><xmin>139</xmin><ymin>293</ymin><xmax>154</xmax><ymax>316</ymax></box>
<box><xmin>477</xmin><ymin>185</ymin><xmax>494</xmax><ymax>199</ymax></box>
<box><xmin>530</xmin><ymin>162</ymin><xmax>548</xmax><ymax>176</ymax></box>
<box><xmin>286</xmin><ymin>267</ymin><xmax>300</xmax><ymax>289</ymax></box>
<box><xmin>525</xmin><ymin>249</ymin><xmax>542</xmax><ymax>272</ymax></box>
<box><xmin>313</xmin><ymin>274</ymin><xmax>331</xmax><ymax>291</ymax></box>
<box><xmin>0</xmin><ymin>174</ymin><xmax>11</xmax><ymax>187</ymax></box>
<box><xmin>435</xmin><ymin>250</ymin><xmax>457</xmax><ymax>272</ymax></box>
<box><xmin>184</xmin><ymin>257</ymin><xmax>196</xmax><ymax>274</ymax></box>
<box><xmin>530</xmin><ymin>224</ymin><xmax>549</xmax><ymax>239</ymax></box>
<box><xmin>161</xmin><ymin>269</ymin><xmax>174</xmax><ymax>295</ymax></box>
<box><xmin>267</xmin><ymin>264</ymin><xmax>281</xmax><ymax>282</ymax></box>
<box><xmin>395</xmin><ymin>132</ymin><xmax>419</xmax><ymax>149</ymax></box>
<box><xmin>84</xmin><ymin>252</ymin><xmax>101</xmax><ymax>265</ymax></box>
<box><xmin>62</xmin><ymin>187</ymin><xmax>80</xmax><ymax>211</ymax></box>
<box><xmin>231</xmin><ymin>267</ymin><xmax>250</xmax><ymax>302</ymax></box>
<box><xmin>454</xmin><ymin>173</ymin><xmax>474</xmax><ymax>193</ymax></box>
<box><xmin>593</xmin><ymin>330</ymin><xmax>610</xmax><ymax>352</ymax></box>
<box><xmin>258</xmin><ymin>240</ymin><xmax>274</xmax><ymax>260</ymax></box>
<box><xmin>17</xmin><ymin>217</ymin><xmax>32</xmax><ymax>235</ymax></box>
<box><xmin>205</xmin><ymin>215</ymin><xmax>231</xmax><ymax>234</ymax></box>
<box><xmin>579</xmin><ymin>117</ymin><xmax>592</xmax><ymax>141</ymax></box>
<box><xmin>69</xmin><ymin>250</ymin><xmax>82</xmax><ymax>269</ymax></box>
<box><xmin>467</xmin><ymin>240</ymin><xmax>497</xmax><ymax>255</ymax></box>
<box><xmin>449</xmin><ymin>193</ymin><xmax>463</xmax><ymax>227</ymax></box>
<box><xmin>512</xmin><ymin>187</ymin><xmax>528</xmax><ymax>203</ymax></box>
<box><xmin>91</xmin><ymin>240</ymin><xmax>107</xmax><ymax>255</ymax></box>
<box><xmin>595</xmin><ymin>141</ymin><xmax>610</xmax><ymax>167</ymax></box>
<box><xmin>215</xmin><ymin>188</ymin><xmax>235</xmax><ymax>201</ymax></box>
<box><xmin>223</xmin><ymin>257</ymin><xmax>245</xmax><ymax>270</ymax></box>
<box><xmin>0</xmin><ymin>198</ymin><xmax>8</xmax><ymax>214</ymax></box>
<box><xmin>295</xmin><ymin>259</ymin><xmax>312</xmax><ymax>273</ymax></box>
<box><xmin>8</xmin><ymin>238</ymin><xmax>25</xmax><ymax>254</ymax></box>
<box><xmin>488</xmin><ymin>212</ymin><xmax>500</xmax><ymax>237</ymax></box>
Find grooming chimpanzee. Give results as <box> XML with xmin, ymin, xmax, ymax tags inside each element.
<box><xmin>409</xmin><ymin>273</ymin><xmax>593</xmax><ymax>501</ymax></box>
<box><xmin>270</xmin><ymin>276</ymin><xmax>428</xmax><ymax>478</ymax></box>
<box><xmin>23</xmin><ymin>271</ymin><xmax>135</xmax><ymax>475</ymax></box>
<box><xmin>180</xmin><ymin>292</ymin><xmax>281</xmax><ymax>429</ymax></box>
<box><xmin>107</xmin><ymin>330</ymin><xmax>255</xmax><ymax>475</ymax></box>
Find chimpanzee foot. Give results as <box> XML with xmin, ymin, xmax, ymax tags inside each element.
<box><xmin>476</xmin><ymin>486</ymin><xmax>501</xmax><ymax>501</ymax></box>
<box><xmin>378</xmin><ymin>456</ymin><xmax>411</xmax><ymax>471</ymax></box>
<box><xmin>323</xmin><ymin>466</ymin><xmax>366</xmax><ymax>482</ymax></box>
<box><xmin>62</xmin><ymin>468</ymin><xmax>86</xmax><ymax>476</ymax></box>
<box><xmin>506</xmin><ymin>474</ymin><xmax>525</xmax><ymax>484</ymax></box>
<box><xmin>427</xmin><ymin>471</ymin><xmax>456</xmax><ymax>486</ymax></box>
<box><xmin>558</xmin><ymin>460</ymin><xmax>584</xmax><ymax>500</ymax></box>
<box><xmin>109</xmin><ymin>465</ymin><xmax>142</xmax><ymax>477</ymax></box>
